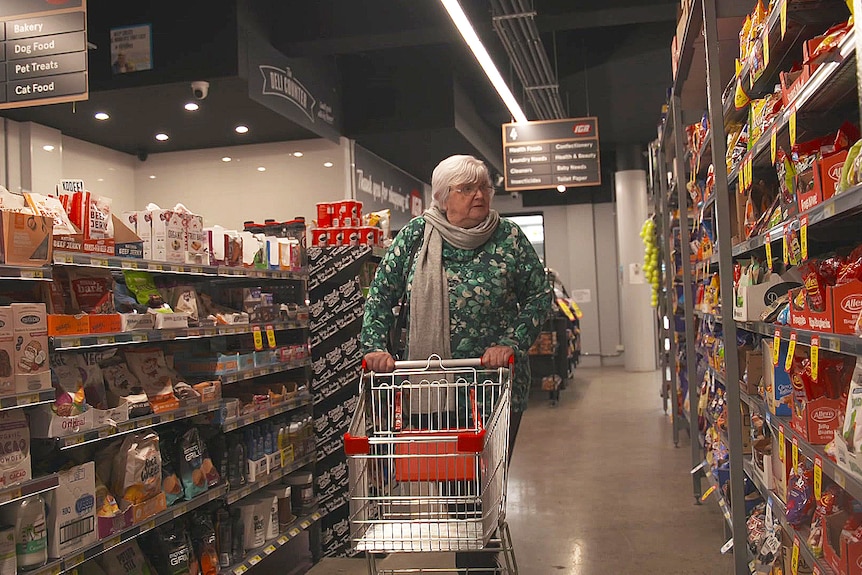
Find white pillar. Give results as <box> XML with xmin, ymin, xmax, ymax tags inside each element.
<box><xmin>615</xmin><ymin>169</ymin><xmax>657</xmax><ymax>372</ymax></box>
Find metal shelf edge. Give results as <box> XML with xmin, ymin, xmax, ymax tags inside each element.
<box><xmin>221</xmin><ymin>394</ymin><xmax>314</xmax><ymax>432</ymax></box>
<box><xmin>220</xmin><ymin>508</ymin><xmax>322</xmax><ymax>575</ymax></box>
<box><xmin>224</xmin><ymin>452</ymin><xmax>316</xmax><ymax>505</ymax></box>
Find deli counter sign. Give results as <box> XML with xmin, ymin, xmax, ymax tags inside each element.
<box><xmin>502</xmin><ymin>117</ymin><xmax>601</xmax><ymax>191</ymax></box>
<box><xmin>0</xmin><ymin>0</ymin><xmax>89</xmax><ymax>110</ymax></box>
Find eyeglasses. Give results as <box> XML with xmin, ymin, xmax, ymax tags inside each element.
<box><xmin>451</xmin><ymin>183</ymin><xmax>493</xmax><ymax>196</ymax></box>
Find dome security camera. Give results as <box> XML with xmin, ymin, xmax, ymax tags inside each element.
<box><xmin>191</xmin><ymin>81</ymin><xmax>210</xmax><ymax>100</ymax></box>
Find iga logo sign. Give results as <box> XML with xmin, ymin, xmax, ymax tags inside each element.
<box><xmin>572</xmin><ymin>122</ymin><xmax>593</xmax><ymax>136</ymax></box>
<box><xmin>842</xmin><ymin>295</ymin><xmax>862</xmax><ymax>314</ymax></box>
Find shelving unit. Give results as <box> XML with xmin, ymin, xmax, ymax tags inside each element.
<box><xmin>0</xmin><ymin>389</ymin><xmax>55</xmax><ymax>411</ymax></box>
<box><xmin>659</xmin><ymin>0</ymin><xmax>862</xmax><ymax>572</ymax></box>
<box><xmin>225</xmin><ymin>451</ymin><xmax>317</xmax><ymax>505</ymax></box>
<box><xmin>222</xmin><ymin>509</ymin><xmax>323</xmax><ymax>575</ymax></box>
<box><xmin>219</xmin><ymin>392</ymin><xmax>313</xmax><ymax>432</ymax></box>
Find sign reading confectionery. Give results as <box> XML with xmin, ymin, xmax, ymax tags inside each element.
<box><xmin>246</xmin><ymin>37</ymin><xmax>341</xmax><ymax>143</ymax></box>
<box><xmin>353</xmin><ymin>144</ymin><xmax>427</xmax><ymax>232</ymax></box>
<box><xmin>0</xmin><ymin>0</ymin><xmax>88</xmax><ymax>109</ymax></box>
<box><xmin>502</xmin><ymin>117</ymin><xmax>601</xmax><ymax>191</ymax></box>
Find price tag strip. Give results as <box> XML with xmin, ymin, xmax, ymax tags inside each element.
<box><xmin>811</xmin><ymin>336</ymin><xmax>819</xmax><ymax>381</ymax></box>
<box><xmin>792</xmin><ymin>437</ymin><xmax>799</xmax><ymax>470</ymax></box>
<box><xmin>779</xmin><ymin>424</ymin><xmax>786</xmax><ymax>462</ymax></box>
<box><xmin>814</xmin><ymin>456</ymin><xmax>823</xmax><ymax>501</ymax></box>
<box><xmin>785</xmin><ymin>332</ymin><xmax>797</xmax><ymax>372</ymax></box>
<box><xmin>773</xmin><ymin>329</ymin><xmax>781</xmax><ymax>366</ymax></box>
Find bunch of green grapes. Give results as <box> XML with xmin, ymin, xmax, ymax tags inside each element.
<box><xmin>641</xmin><ymin>218</ymin><xmax>661</xmax><ymax>307</ymax></box>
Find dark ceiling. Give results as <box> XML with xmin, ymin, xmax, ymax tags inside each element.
<box><xmin>1</xmin><ymin>0</ymin><xmax>677</xmax><ymax>203</ymax></box>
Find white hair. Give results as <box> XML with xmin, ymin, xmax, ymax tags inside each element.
<box><xmin>430</xmin><ymin>155</ymin><xmax>494</xmax><ymax>211</ymax></box>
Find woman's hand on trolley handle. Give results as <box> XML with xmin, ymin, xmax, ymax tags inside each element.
<box><xmin>481</xmin><ymin>345</ymin><xmax>514</xmax><ymax>369</ymax></box>
<box><xmin>364</xmin><ymin>351</ymin><xmax>396</xmax><ymax>373</ymax></box>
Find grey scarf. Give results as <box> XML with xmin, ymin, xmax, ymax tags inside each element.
<box><xmin>407</xmin><ymin>206</ymin><xmax>500</xmax><ymax>362</ymax></box>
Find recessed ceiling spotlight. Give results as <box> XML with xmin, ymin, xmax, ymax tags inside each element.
<box><xmin>323</xmin><ymin>162</ymin><xmax>333</xmax><ymax>168</ymax></box>
<box><xmin>293</xmin><ymin>152</ymin><xmax>303</xmax><ymax>158</ymax></box>
<box><xmin>149</xmin><ymin>175</ymin><xmax>156</xmax><ymax>179</ymax></box>
<box><xmin>155</xmin><ymin>133</ymin><xmax>169</xmax><ymax>141</ymax></box>
<box><xmin>42</xmin><ymin>145</ymin><xmax>55</xmax><ymax>152</ymax></box>
<box><xmin>97</xmin><ymin>178</ymin><xmax>104</xmax><ymax>182</ymax></box>
<box><xmin>556</xmin><ymin>184</ymin><xmax>566</xmax><ymax>193</ymax></box>
<box><xmin>222</xmin><ymin>157</ymin><xmax>232</xmax><ymax>162</ymax></box>
<box><xmin>257</xmin><ymin>167</ymin><xmax>266</xmax><ymax>172</ymax></box>
<box><xmin>235</xmin><ymin>125</ymin><xmax>249</xmax><ymax>134</ymax></box>
<box><xmin>94</xmin><ymin>112</ymin><xmax>110</xmax><ymax>121</ymax></box>
<box><xmin>184</xmin><ymin>102</ymin><xmax>200</xmax><ymax>111</ymax></box>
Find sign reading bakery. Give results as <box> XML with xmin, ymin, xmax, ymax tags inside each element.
<box><xmin>0</xmin><ymin>0</ymin><xmax>88</xmax><ymax>109</ymax></box>
<box><xmin>353</xmin><ymin>144</ymin><xmax>427</xmax><ymax>231</ymax></box>
<box><xmin>501</xmin><ymin>117</ymin><xmax>601</xmax><ymax>191</ymax></box>
<box><xmin>246</xmin><ymin>37</ymin><xmax>341</xmax><ymax>143</ymax></box>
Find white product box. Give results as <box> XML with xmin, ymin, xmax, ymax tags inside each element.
<box><xmin>45</xmin><ymin>461</ymin><xmax>97</xmax><ymax>559</ymax></box>
<box><xmin>119</xmin><ymin>313</ymin><xmax>156</xmax><ymax>332</ymax></box>
<box><xmin>0</xmin><ymin>308</ymin><xmax>15</xmax><ymax>396</ymax></box>
<box><xmin>146</xmin><ymin>311</ymin><xmax>189</xmax><ymax>330</ymax></box>
<box><xmin>92</xmin><ymin>403</ymin><xmax>130</xmax><ymax>428</ymax></box>
<box><xmin>183</xmin><ymin>213</ymin><xmax>207</xmax><ymax>265</ymax></box>
<box><xmin>0</xmin><ymin>411</ymin><xmax>30</xmax><ymax>488</ymax></box>
<box><xmin>150</xmin><ymin>209</ymin><xmax>185</xmax><ymax>262</ymax></box>
<box><xmin>29</xmin><ymin>405</ymin><xmax>93</xmax><ymax>438</ymax></box>
<box><xmin>732</xmin><ymin>276</ymin><xmax>783</xmax><ymax>322</ymax></box>
<box><xmin>121</xmin><ymin>211</ymin><xmax>153</xmax><ymax>260</ymax></box>
<box><xmin>11</xmin><ymin>303</ymin><xmax>50</xmax><ymax>393</ymax></box>
<box><xmin>205</xmin><ymin>226</ymin><xmax>226</xmax><ymax>265</ymax></box>
<box><xmin>247</xmin><ymin>456</ymin><xmax>268</xmax><ymax>483</ymax></box>
<box><xmin>265</xmin><ymin>236</ymin><xmax>279</xmax><ymax>269</ymax></box>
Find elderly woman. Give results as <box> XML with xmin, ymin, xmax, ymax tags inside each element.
<box><xmin>360</xmin><ymin>154</ymin><xmax>550</xmax><ymax>571</ymax></box>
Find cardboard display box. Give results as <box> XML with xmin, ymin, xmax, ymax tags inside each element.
<box><xmin>762</xmin><ymin>339</ymin><xmax>792</xmax><ymax>416</ymax></box>
<box><xmin>47</xmin><ymin>314</ymin><xmax>91</xmax><ymax>337</ymax></box>
<box><xmin>11</xmin><ymin>303</ymin><xmax>51</xmax><ymax>393</ymax></box>
<box><xmin>789</xmin><ymin>280</ymin><xmax>862</xmax><ymax>335</ymax></box>
<box><xmin>0</xmin><ymin>213</ymin><xmax>52</xmax><ymax>267</ymax></box>
<box><xmin>53</xmin><ymin>214</ymin><xmax>144</xmax><ymax>258</ymax></box>
<box><xmin>29</xmin><ymin>405</ymin><xmax>93</xmax><ymax>438</ymax></box>
<box><xmin>791</xmin><ymin>395</ymin><xmax>845</xmax><ymax>445</ymax></box>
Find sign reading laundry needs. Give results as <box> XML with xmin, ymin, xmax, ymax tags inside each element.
<box><xmin>110</xmin><ymin>24</ymin><xmax>152</xmax><ymax>74</ymax></box>
<box><xmin>0</xmin><ymin>0</ymin><xmax>87</xmax><ymax>109</ymax></box>
<box><xmin>501</xmin><ymin>117</ymin><xmax>601</xmax><ymax>191</ymax></box>
<box><xmin>246</xmin><ymin>37</ymin><xmax>341</xmax><ymax>143</ymax></box>
<box><xmin>353</xmin><ymin>144</ymin><xmax>427</xmax><ymax>231</ymax></box>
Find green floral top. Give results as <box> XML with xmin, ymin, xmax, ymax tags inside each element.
<box><xmin>361</xmin><ymin>215</ymin><xmax>552</xmax><ymax>412</ymax></box>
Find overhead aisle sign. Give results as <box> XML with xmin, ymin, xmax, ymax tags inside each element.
<box><xmin>0</xmin><ymin>0</ymin><xmax>88</xmax><ymax>110</ymax></box>
<box><xmin>502</xmin><ymin>117</ymin><xmax>601</xmax><ymax>191</ymax></box>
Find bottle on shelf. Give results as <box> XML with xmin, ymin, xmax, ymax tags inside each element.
<box><xmin>216</xmin><ymin>506</ymin><xmax>232</xmax><ymax>568</ymax></box>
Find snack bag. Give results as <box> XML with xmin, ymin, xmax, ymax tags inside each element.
<box><xmin>786</xmin><ymin>464</ymin><xmax>814</xmax><ymax>526</ymax></box>
<box><xmin>123</xmin><ymin>348</ymin><xmax>176</xmax><ymax>400</ymax></box>
<box><xmin>68</xmin><ymin>269</ymin><xmax>116</xmax><ymax>314</ymax></box>
<box><xmin>122</xmin><ymin>271</ymin><xmax>163</xmax><ymax>307</ymax></box>
<box><xmin>159</xmin><ymin>434</ymin><xmax>184</xmax><ymax>506</ymax></box>
<box><xmin>843</xmin><ymin>364</ymin><xmax>862</xmax><ymax>452</ymax></box>
<box><xmin>86</xmin><ymin>195</ymin><xmax>114</xmax><ymax>240</ymax></box>
<box><xmin>177</xmin><ymin>428</ymin><xmax>209</xmax><ymax>500</ymax></box>
<box><xmin>24</xmin><ymin>193</ymin><xmax>77</xmax><ymax>235</ymax></box>
<box><xmin>111</xmin><ymin>432</ymin><xmax>162</xmax><ymax>508</ymax></box>
<box><xmin>101</xmin><ymin>362</ymin><xmax>141</xmax><ymax>406</ymax></box>
<box><xmin>98</xmin><ymin>540</ymin><xmax>154</xmax><ymax>575</ymax></box>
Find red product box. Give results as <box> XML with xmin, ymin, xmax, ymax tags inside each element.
<box><xmin>816</xmin><ymin>149</ymin><xmax>850</xmax><ymax>202</ymax></box>
<box><xmin>789</xmin><ymin>286</ymin><xmax>834</xmax><ymax>333</ymax></box>
<box><xmin>779</xmin><ymin>66</ymin><xmax>813</xmax><ymax>108</ymax></box>
<box><xmin>833</xmin><ymin>279</ymin><xmax>862</xmax><ymax>335</ymax></box>
<box><xmin>790</xmin><ymin>395</ymin><xmax>844</xmax><ymax>445</ymax></box>
<box><xmin>342</xmin><ymin>227</ymin><xmax>359</xmax><ymax>246</ymax></box>
<box><xmin>358</xmin><ymin>226</ymin><xmax>377</xmax><ymax>245</ymax></box>
<box><xmin>311</xmin><ymin>228</ymin><xmax>331</xmax><ymax>247</ymax></box>
<box><xmin>331</xmin><ymin>228</ymin><xmax>345</xmax><ymax>245</ymax></box>
<box><xmin>316</xmin><ymin>202</ymin><xmax>334</xmax><ymax>228</ymax></box>
<box><xmin>47</xmin><ymin>314</ymin><xmax>90</xmax><ymax>336</ymax></box>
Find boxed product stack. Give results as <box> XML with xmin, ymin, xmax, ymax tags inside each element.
<box><xmin>312</xmin><ymin>200</ymin><xmax>385</xmax><ymax>247</ymax></box>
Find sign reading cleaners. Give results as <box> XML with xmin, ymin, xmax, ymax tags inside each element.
<box><xmin>246</xmin><ymin>37</ymin><xmax>341</xmax><ymax>143</ymax></box>
<box><xmin>354</xmin><ymin>144</ymin><xmax>426</xmax><ymax>231</ymax></box>
<box><xmin>0</xmin><ymin>0</ymin><xmax>88</xmax><ymax>109</ymax></box>
<box><xmin>502</xmin><ymin>117</ymin><xmax>601</xmax><ymax>191</ymax></box>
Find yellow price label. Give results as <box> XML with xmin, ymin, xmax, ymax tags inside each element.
<box><xmin>792</xmin><ymin>437</ymin><xmax>799</xmax><ymax>470</ymax></box>
<box><xmin>288</xmin><ymin>527</ymin><xmax>301</xmax><ymax>537</ymax></box>
<box><xmin>781</xmin><ymin>0</ymin><xmax>788</xmax><ymax>38</ymax></box>
<box><xmin>789</xmin><ymin>110</ymin><xmax>797</xmax><ymax>146</ymax></box>
<box><xmin>253</xmin><ymin>326</ymin><xmax>264</xmax><ymax>351</ymax></box>
<box><xmin>763</xmin><ymin>29</ymin><xmax>770</xmax><ymax>67</ymax></box>
<box><xmin>264</xmin><ymin>545</ymin><xmax>277</xmax><ymax>554</ymax></box>
<box><xmin>814</xmin><ymin>456</ymin><xmax>823</xmax><ymax>501</ymax></box>
<box><xmin>769</xmin><ymin>130</ymin><xmax>778</xmax><ymax>164</ymax></box>
<box><xmin>249</xmin><ymin>555</ymin><xmax>262</xmax><ymax>565</ymax></box>
<box><xmin>234</xmin><ymin>566</ymin><xmax>249</xmax><ymax>575</ymax></box>
<box><xmin>811</xmin><ymin>336</ymin><xmax>820</xmax><ymax>382</ymax></box>
<box><xmin>701</xmin><ymin>484</ymin><xmax>717</xmax><ymax>502</ymax></box>
<box><xmin>266</xmin><ymin>324</ymin><xmax>277</xmax><ymax>348</ymax></box>
<box><xmin>779</xmin><ymin>424</ymin><xmax>786</xmax><ymax>461</ymax></box>
<box><xmin>800</xmin><ymin>216</ymin><xmax>808</xmax><ymax>260</ymax></box>
<box><xmin>783</xmin><ymin>233</ymin><xmax>789</xmax><ymax>265</ymax></box>
<box><xmin>765</xmin><ymin>239</ymin><xmax>773</xmax><ymax>271</ymax></box>
<box><xmin>785</xmin><ymin>332</ymin><xmax>797</xmax><ymax>372</ymax></box>
<box><xmin>791</xmin><ymin>536</ymin><xmax>800</xmax><ymax>575</ymax></box>
<box><xmin>773</xmin><ymin>329</ymin><xmax>781</xmax><ymax>366</ymax></box>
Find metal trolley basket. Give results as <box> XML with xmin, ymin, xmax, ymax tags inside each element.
<box><xmin>344</xmin><ymin>355</ymin><xmax>519</xmax><ymax>574</ymax></box>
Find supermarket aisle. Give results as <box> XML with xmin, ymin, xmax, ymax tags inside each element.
<box><xmin>305</xmin><ymin>367</ymin><xmax>733</xmax><ymax>574</ymax></box>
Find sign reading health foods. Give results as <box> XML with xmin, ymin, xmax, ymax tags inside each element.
<box><xmin>353</xmin><ymin>144</ymin><xmax>426</xmax><ymax>232</ymax></box>
<box><xmin>502</xmin><ymin>117</ymin><xmax>601</xmax><ymax>191</ymax></box>
<box><xmin>246</xmin><ymin>37</ymin><xmax>341</xmax><ymax>143</ymax></box>
<box><xmin>0</xmin><ymin>0</ymin><xmax>88</xmax><ymax>110</ymax></box>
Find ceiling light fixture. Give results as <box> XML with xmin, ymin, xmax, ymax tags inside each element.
<box><xmin>323</xmin><ymin>162</ymin><xmax>333</xmax><ymax>168</ymax></box>
<box><xmin>440</xmin><ymin>0</ymin><xmax>528</xmax><ymax>123</ymax></box>
<box><xmin>149</xmin><ymin>175</ymin><xmax>156</xmax><ymax>179</ymax></box>
<box><xmin>155</xmin><ymin>133</ymin><xmax>169</xmax><ymax>141</ymax></box>
<box><xmin>556</xmin><ymin>185</ymin><xmax>566</xmax><ymax>193</ymax></box>
<box><xmin>257</xmin><ymin>167</ymin><xmax>266</xmax><ymax>172</ymax></box>
<box><xmin>42</xmin><ymin>145</ymin><xmax>55</xmax><ymax>152</ymax></box>
<box><xmin>97</xmin><ymin>178</ymin><xmax>104</xmax><ymax>182</ymax></box>
<box><xmin>222</xmin><ymin>157</ymin><xmax>232</xmax><ymax>162</ymax></box>
<box><xmin>293</xmin><ymin>152</ymin><xmax>304</xmax><ymax>158</ymax></box>
<box><xmin>94</xmin><ymin>112</ymin><xmax>110</xmax><ymax>121</ymax></box>
<box><xmin>235</xmin><ymin>125</ymin><xmax>249</xmax><ymax>134</ymax></box>
<box><xmin>184</xmin><ymin>102</ymin><xmax>199</xmax><ymax>111</ymax></box>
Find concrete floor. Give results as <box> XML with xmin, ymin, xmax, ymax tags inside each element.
<box><xmin>303</xmin><ymin>367</ymin><xmax>734</xmax><ymax>574</ymax></box>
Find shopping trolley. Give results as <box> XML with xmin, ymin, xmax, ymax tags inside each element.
<box><xmin>344</xmin><ymin>355</ymin><xmax>519</xmax><ymax>574</ymax></box>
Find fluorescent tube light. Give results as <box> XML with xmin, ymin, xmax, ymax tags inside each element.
<box><xmin>440</xmin><ymin>0</ymin><xmax>528</xmax><ymax>123</ymax></box>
